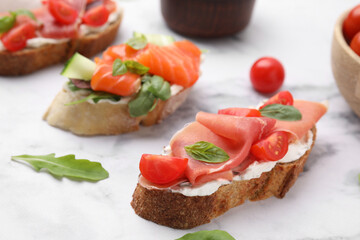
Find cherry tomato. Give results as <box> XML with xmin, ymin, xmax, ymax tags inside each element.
<box><xmin>250</xmin><ymin>57</ymin><xmax>285</xmax><ymax>94</ymax></box>
<box><xmin>350</xmin><ymin>32</ymin><xmax>360</xmax><ymax>56</ymax></box>
<box><xmin>1</xmin><ymin>22</ymin><xmax>36</xmax><ymax>52</ymax></box>
<box><xmin>82</xmin><ymin>5</ymin><xmax>110</xmax><ymax>27</ymax></box>
<box><xmin>259</xmin><ymin>91</ymin><xmax>294</xmax><ymax>109</ymax></box>
<box><xmin>250</xmin><ymin>131</ymin><xmax>289</xmax><ymax>161</ymax></box>
<box><xmin>343</xmin><ymin>5</ymin><xmax>360</xmax><ymax>42</ymax></box>
<box><xmin>48</xmin><ymin>0</ymin><xmax>78</xmax><ymax>25</ymax></box>
<box><xmin>139</xmin><ymin>154</ymin><xmax>188</xmax><ymax>184</ymax></box>
<box><xmin>218</xmin><ymin>108</ymin><xmax>261</xmax><ymax>117</ymax></box>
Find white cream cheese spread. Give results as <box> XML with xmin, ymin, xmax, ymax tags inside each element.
<box><xmin>157</xmin><ymin>130</ymin><xmax>313</xmax><ymax>197</ymax></box>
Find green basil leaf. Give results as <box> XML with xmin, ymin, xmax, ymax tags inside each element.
<box><xmin>65</xmin><ymin>92</ymin><xmax>121</xmax><ymax>106</ymax></box>
<box><xmin>128</xmin><ymin>86</ymin><xmax>156</xmax><ymax>117</ymax></box>
<box><xmin>184</xmin><ymin>141</ymin><xmax>230</xmax><ymax>163</ymax></box>
<box><xmin>176</xmin><ymin>230</ymin><xmax>236</xmax><ymax>240</ymax></box>
<box><xmin>112</xmin><ymin>58</ymin><xmax>128</xmax><ymax>76</ymax></box>
<box><xmin>0</xmin><ymin>12</ymin><xmax>16</xmax><ymax>33</ymax></box>
<box><xmin>11</xmin><ymin>154</ymin><xmax>109</xmax><ymax>181</ymax></box>
<box><xmin>124</xmin><ymin>60</ymin><xmax>149</xmax><ymax>75</ymax></box>
<box><xmin>15</xmin><ymin>9</ymin><xmax>36</xmax><ymax>20</ymax></box>
<box><xmin>146</xmin><ymin>75</ymin><xmax>171</xmax><ymax>100</ymax></box>
<box><xmin>259</xmin><ymin>104</ymin><xmax>302</xmax><ymax>121</ymax></box>
<box><xmin>126</xmin><ymin>33</ymin><xmax>148</xmax><ymax>50</ymax></box>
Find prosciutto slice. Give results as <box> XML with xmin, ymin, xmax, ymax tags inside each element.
<box><xmin>170</xmin><ymin>114</ymin><xmax>276</xmax><ymax>185</ymax></box>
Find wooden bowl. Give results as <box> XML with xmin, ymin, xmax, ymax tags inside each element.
<box><xmin>331</xmin><ymin>10</ymin><xmax>360</xmax><ymax>118</ymax></box>
<box><xmin>160</xmin><ymin>0</ymin><xmax>256</xmax><ymax>38</ymax></box>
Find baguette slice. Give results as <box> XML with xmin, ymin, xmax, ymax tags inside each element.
<box><xmin>43</xmin><ymin>86</ymin><xmax>191</xmax><ymax>136</ymax></box>
<box><xmin>131</xmin><ymin>127</ymin><xmax>316</xmax><ymax>229</ymax></box>
<box><xmin>0</xmin><ymin>9</ymin><xmax>123</xmax><ymax>76</ymax></box>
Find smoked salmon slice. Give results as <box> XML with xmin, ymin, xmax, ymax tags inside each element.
<box><xmin>101</xmin><ymin>40</ymin><xmax>201</xmax><ymax>88</ymax></box>
<box><xmin>91</xmin><ymin>59</ymin><xmax>141</xmax><ymax>97</ymax></box>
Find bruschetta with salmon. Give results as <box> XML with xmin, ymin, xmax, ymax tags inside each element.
<box><xmin>0</xmin><ymin>0</ymin><xmax>123</xmax><ymax>75</ymax></box>
<box><xmin>43</xmin><ymin>33</ymin><xmax>202</xmax><ymax>135</ymax></box>
<box><xmin>131</xmin><ymin>91</ymin><xmax>327</xmax><ymax>229</ymax></box>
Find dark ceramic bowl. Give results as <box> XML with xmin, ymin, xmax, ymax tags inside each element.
<box><xmin>160</xmin><ymin>0</ymin><xmax>256</xmax><ymax>38</ymax></box>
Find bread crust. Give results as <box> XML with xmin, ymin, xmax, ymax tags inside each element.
<box><xmin>131</xmin><ymin>127</ymin><xmax>317</xmax><ymax>229</ymax></box>
<box><xmin>0</xmin><ymin>10</ymin><xmax>123</xmax><ymax>76</ymax></box>
<box><xmin>43</xmin><ymin>86</ymin><xmax>191</xmax><ymax>136</ymax></box>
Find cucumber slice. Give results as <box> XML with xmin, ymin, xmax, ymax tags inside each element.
<box><xmin>61</xmin><ymin>53</ymin><xmax>96</xmax><ymax>81</ymax></box>
<box><xmin>134</xmin><ymin>32</ymin><xmax>175</xmax><ymax>46</ymax></box>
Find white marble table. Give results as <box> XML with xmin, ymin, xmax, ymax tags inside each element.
<box><xmin>1</xmin><ymin>0</ymin><xmax>360</xmax><ymax>239</ymax></box>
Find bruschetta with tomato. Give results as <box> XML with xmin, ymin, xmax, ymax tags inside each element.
<box><xmin>0</xmin><ymin>0</ymin><xmax>123</xmax><ymax>75</ymax></box>
<box><xmin>131</xmin><ymin>91</ymin><xmax>327</xmax><ymax>229</ymax></box>
<box><xmin>43</xmin><ymin>33</ymin><xmax>202</xmax><ymax>135</ymax></box>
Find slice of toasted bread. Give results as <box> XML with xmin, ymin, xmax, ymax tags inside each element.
<box><xmin>0</xmin><ymin>10</ymin><xmax>123</xmax><ymax>76</ymax></box>
<box><xmin>131</xmin><ymin>127</ymin><xmax>316</xmax><ymax>229</ymax></box>
<box><xmin>43</xmin><ymin>86</ymin><xmax>191</xmax><ymax>136</ymax></box>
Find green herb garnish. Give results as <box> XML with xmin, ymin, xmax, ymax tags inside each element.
<box><xmin>112</xmin><ymin>59</ymin><xmax>149</xmax><ymax>76</ymax></box>
<box><xmin>126</xmin><ymin>32</ymin><xmax>147</xmax><ymax>50</ymax></box>
<box><xmin>0</xmin><ymin>12</ymin><xmax>16</xmax><ymax>33</ymax></box>
<box><xmin>65</xmin><ymin>92</ymin><xmax>121</xmax><ymax>105</ymax></box>
<box><xmin>184</xmin><ymin>141</ymin><xmax>230</xmax><ymax>163</ymax></box>
<box><xmin>259</xmin><ymin>104</ymin><xmax>302</xmax><ymax>121</ymax></box>
<box><xmin>112</xmin><ymin>59</ymin><xmax>128</xmax><ymax>76</ymax></box>
<box><xmin>11</xmin><ymin>154</ymin><xmax>109</xmax><ymax>181</ymax></box>
<box><xmin>128</xmin><ymin>75</ymin><xmax>171</xmax><ymax>117</ymax></box>
<box><xmin>14</xmin><ymin>9</ymin><xmax>36</xmax><ymax>20</ymax></box>
<box><xmin>124</xmin><ymin>60</ymin><xmax>149</xmax><ymax>75</ymax></box>
<box><xmin>176</xmin><ymin>230</ymin><xmax>236</xmax><ymax>240</ymax></box>
<box><xmin>67</xmin><ymin>81</ymin><xmax>91</xmax><ymax>92</ymax></box>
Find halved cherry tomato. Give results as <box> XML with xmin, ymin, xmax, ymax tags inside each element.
<box><xmin>350</xmin><ymin>32</ymin><xmax>360</xmax><ymax>56</ymax></box>
<box><xmin>250</xmin><ymin>57</ymin><xmax>285</xmax><ymax>94</ymax></box>
<box><xmin>218</xmin><ymin>108</ymin><xmax>261</xmax><ymax>117</ymax></box>
<box><xmin>259</xmin><ymin>90</ymin><xmax>294</xmax><ymax>109</ymax></box>
<box><xmin>82</xmin><ymin>5</ymin><xmax>110</xmax><ymax>27</ymax></box>
<box><xmin>343</xmin><ymin>5</ymin><xmax>360</xmax><ymax>42</ymax></box>
<box><xmin>139</xmin><ymin>154</ymin><xmax>188</xmax><ymax>184</ymax></box>
<box><xmin>1</xmin><ymin>22</ymin><xmax>36</xmax><ymax>52</ymax></box>
<box><xmin>250</xmin><ymin>131</ymin><xmax>289</xmax><ymax>161</ymax></box>
<box><xmin>48</xmin><ymin>0</ymin><xmax>78</xmax><ymax>25</ymax></box>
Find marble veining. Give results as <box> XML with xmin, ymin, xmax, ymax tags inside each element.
<box><xmin>1</xmin><ymin>0</ymin><xmax>360</xmax><ymax>239</ymax></box>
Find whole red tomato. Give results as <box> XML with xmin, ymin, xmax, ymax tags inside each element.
<box><xmin>250</xmin><ymin>57</ymin><xmax>285</xmax><ymax>94</ymax></box>
<box><xmin>350</xmin><ymin>31</ymin><xmax>360</xmax><ymax>56</ymax></box>
<box><xmin>343</xmin><ymin>4</ymin><xmax>360</xmax><ymax>42</ymax></box>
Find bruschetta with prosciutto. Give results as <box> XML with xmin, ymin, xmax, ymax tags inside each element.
<box><xmin>43</xmin><ymin>33</ymin><xmax>202</xmax><ymax>135</ymax></box>
<box><xmin>0</xmin><ymin>0</ymin><xmax>123</xmax><ymax>75</ymax></box>
<box><xmin>131</xmin><ymin>91</ymin><xmax>327</xmax><ymax>229</ymax></box>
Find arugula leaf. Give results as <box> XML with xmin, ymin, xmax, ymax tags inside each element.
<box><xmin>184</xmin><ymin>141</ymin><xmax>230</xmax><ymax>163</ymax></box>
<box><xmin>259</xmin><ymin>104</ymin><xmax>302</xmax><ymax>121</ymax></box>
<box><xmin>124</xmin><ymin>60</ymin><xmax>149</xmax><ymax>75</ymax></box>
<box><xmin>146</xmin><ymin>75</ymin><xmax>171</xmax><ymax>100</ymax></box>
<box><xmin>14</xmin><ymin>9</ymin><xmax>36</xmax><ymax>20</ymax></box>
<box><xmin>176</xmin><ymin>230</ymin><xmax>235</xmax><ymax>240</ymax></box>
<box><xmin>0</xmin><ymin>12</ymin><xmax>16</xmax><ymax>33</ymax></box>
<box><xmin>126</xmin><ymin>33</ymin><xmax>147</xmax><ymax>50</ymax></box>
<box><xmin>65</xmin><ymin>92</ymin><xmax>121</xmax><ymax>106</ymax></box>
<box><xmin>128</xmin><ymin>86</ymin><xmax>156</xmax><ymax>117</ymax></box>
<box><xmin>11</xmin><ymin>154</ymin><xmax>109</xmax><ymax>181</ymax></box>
<box><xmin>67</xmin><ymin>81</ymin><xmax>91</xmax><ymax>92</ymax></box>
<box><xmin>112</xmin><ymin>59</ymin><xmax>128</xmax><ymax>76</ymax></box>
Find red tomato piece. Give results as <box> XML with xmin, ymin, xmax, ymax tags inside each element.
<box><xmin>1</xmin><ymin>22</ymin><xmax>36</xmax><ymax>52</ymax></box>
<box><xmin>343</xmin><ymin>5</ymin><xmax>360</xmax><ymax>42</ymax></box>
<box><xmin>48</xmin><ymin>0</ymin><xmax>78</xmax><ymax>25</ymax></box>
<box><xmin>218</xmin><ymin>108</ymin><xmax>261</xmax><ymax>117</ymax></box>
<box><xmin>350</xmin><ymin>32</ymin><xmax>360</xmax><ymax>56</ymax></box>
<box><xmin>250</xmin><ymin>131</ymin><xmax>289</xmax><ymax>161</ymax></box>
<box><xmin>139</xmin><ymin>154</ymin><xmax>188</xmax><ymax>184</ymax></box>
<box><xmin>250</xmin><ymin>57</ymin><xmax>285</xmax><ymax>94</ymax></box>
<box><xmin>259</xmin><ymin>90</ymin><xmax>294</xmax><ymax>109</ymax></box>
<box><xmin>82</xmin><ymin>5</ymin><xmax>110</xmax><ymax>27</ymax></box>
